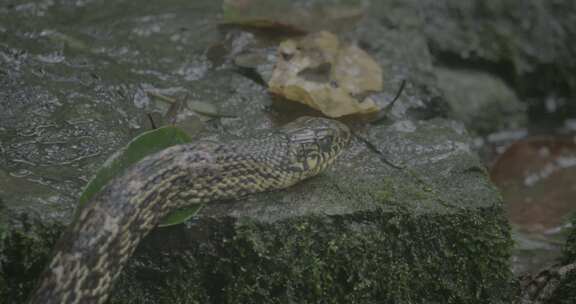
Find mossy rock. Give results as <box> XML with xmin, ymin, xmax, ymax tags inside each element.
<box><xmin>0</xmin><ymin>1</ymin><xmax>519</xmax><ymax>302</ymax></box>
<box><xmin>0</xmin><ymin>117</ymin><xmax>515</xmax><ymax>303</ymax></box>
<box><xmin>559</xmin><ymin>215</ymin><xmax>576</xmax><ymax>263</ymax></box>
<box><xmin>106</xmin><ymin>118</ymin><xmax>514</xmax><ymax>304</ymax></box>
<box><xmin>527</xmin><ymin>216</ymin><xmax>576</xmax><ymax>304</ymax></box>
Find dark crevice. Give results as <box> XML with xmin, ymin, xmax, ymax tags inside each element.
<box><xmin>352</xmin><ymin>132</ymin><xmax>404</xmax><ymax>170</ymax></box>
<box><xmin>429</xmin><ymin>44</ymin><xmax>517</xmax><ymax>91</ymax></box>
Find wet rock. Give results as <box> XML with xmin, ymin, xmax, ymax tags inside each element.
<box><xmin>420</xmin><ymin>0</ymin><xmax>576</xmax><ymax>82</ymax></box>
<box><xmin>110</xmin><ymin>118</ymin><xmax>514</xmax><ymax>304</ymax></box>
<box><xmin>362</xmin><ymin>0</ymin><xmax>576</xmax><ymax>124</ymax></box>
<box><xmin>436</xmin><ymin>67</ymin><xmax>526</xmax><ymax>134</ymax></box>
<box><xmin>0</xmin><ymin>0</ymin><xmax>515</xmax><ymax>303</ymax></box>
<box><xmin>541</xmin><ymin>217</ymin><xmax>576</xmax><ymax>303</ymax></box>
<box><xmin>344</xmin><ymin>17</ymin><xmax>444</xmax><ymax>121</ymax></box>
<box><xmin>518</xmin><ymin>217</ymin><xmax>576</xmax><ymax>303</ymax></box>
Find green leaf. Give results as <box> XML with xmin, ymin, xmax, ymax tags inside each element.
<box><xmin>158</xmin><ymin>205</ymin><xmax>204</xmax><ymax>228</ymax></box>
<box><xmin>78</xmin><ymin>126</ymin><xmax>204</xmax><ymax>227</ymax></box>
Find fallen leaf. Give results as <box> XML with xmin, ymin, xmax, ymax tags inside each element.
<box><xmin>491</xmin><ymin>136</ymin><xmax>576</xmax><ymax>233</ymax></box>
<box><xmin>268</xmin><ymin>31</ymin><xmax>382</xmax><ymax>117</ymax></box>
<box><xmin>222</xmin><ymin>0</ymin><xmax>364</xmax><ymax>33</ymax></box>
<box><xmin>77</xmin><ymin>126</ymin><xmax>203</xmax><ymax>227</ymax></box>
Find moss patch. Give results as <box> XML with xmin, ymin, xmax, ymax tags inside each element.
<box><xmin>538</xmin><ymin>216</ymin><xmax>576</xmax><ymax>303</ymax></box>
<box><xmin>106</xmin><ymin>203</ymin><xmax>513</xmax><ymax>304</ymax></box>
<box><xmin>0</xmin><ymin>213</ymin><xmax>63</xmax><ymax>303</ymax></box>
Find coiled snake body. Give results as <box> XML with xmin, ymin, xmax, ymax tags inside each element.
<box><xmin>29</xmin><ymin>117</ymin><xmax>351</xmax><ymax>304</ymax></box>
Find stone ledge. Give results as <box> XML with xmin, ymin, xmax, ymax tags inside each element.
<box><xmin>109</xmin><ymin>118</ymin><xmax>514</xmax><ymax>304</ymax></box>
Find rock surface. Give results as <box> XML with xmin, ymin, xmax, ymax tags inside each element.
<box><xmin>105</xmin><ymin>117</ymin><xmax>513</xmax><ymax>304</ymax></box>
<box><xmin>518</xmin><ymin>217</ymin><xmax>576</xmax><ymax>303</ymax></box>
<box><xmin>435</xmin><ymin>67</ymin><xmax>525</xmax><ymax>135</ymax></box>
<box><xmin>8</xmin><ymin>0</ymin><xmax>576</xmax><ymax>303</ymax></box>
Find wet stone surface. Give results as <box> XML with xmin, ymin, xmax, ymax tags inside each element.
<box><xmin>0</xmin><ymin>0</ymin><xmax>532</xmax><ymax>303</ymax></box>
<box><xmin>114</xmin><ymin>117</ymin><xmax>512</xmax><ymax>303</ymax></box>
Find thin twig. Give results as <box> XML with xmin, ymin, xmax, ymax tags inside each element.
<box><xmin>146</xmin><ymin>91</ymin><xmax>177</xmax><ymax>104</ymax></box>
<box><xmin>147</xmin><ymin>113</ymin><xmax>158</xmax><ymax>130</ymax></box>
<box><xmin>353</xmin><ymin>131</ymin><xmax>404</xmax><ymax>170</ymax></box>
<box><xmin>371</xmin><ymin>79</ymin><xmax>406</xmax><ymax>124</ymax></box>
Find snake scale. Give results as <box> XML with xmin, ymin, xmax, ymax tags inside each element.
<box><xmin>28</xmin><ymin>116</ymin><xmax>351</xmax><ymax>304</ymax></box>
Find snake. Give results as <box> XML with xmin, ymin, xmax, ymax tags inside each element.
<box><xmin>28</xmin><ymin>116</ymin><xmax>351</xmax><ymax>304</ymax></box>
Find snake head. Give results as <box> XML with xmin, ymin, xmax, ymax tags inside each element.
<box><xmin>281</xmin><ymin>116</ymin><xmax>351</xmax><ymax>177</ymax></box>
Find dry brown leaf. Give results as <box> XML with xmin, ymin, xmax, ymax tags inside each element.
<box><xmin>222</xmin><ymin>0</ymin><xmax>365</xmax><ymax>34</ymax></box>
<box><xmin>268</xmin><ymin>31</ymin><xmax>382</xmax><ymax>117</ymax></box>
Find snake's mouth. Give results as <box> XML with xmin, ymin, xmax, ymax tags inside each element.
<box><xmin>330</xmin><ymin>119</ymin><xmax>352</xmax><ymax>147</ymax></box>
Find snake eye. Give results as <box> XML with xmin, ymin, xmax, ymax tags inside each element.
<box><xmin>317</xmin><ymin>134</ymin><xmax>333</xmax><ymax>152</ymax></box>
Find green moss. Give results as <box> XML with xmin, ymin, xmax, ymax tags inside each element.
<box><xmin>373</xmin><ymin>168</ymin><xmax>454</xmax><ymax>213</ymax></box>
<box><xmin>243</xmin><ymin>209</ymin><xmax>507</xmax><ymax>303</ymax></box>
<box><xmin>562</xmin><ymin>216</ymin><xmax>576</xmax><ymax>264</ymax></box>
<box><xmin>101</xmin><ymin>204</ymin><xmax>514</xmax><ymax>304</ymax></box>
<box><xmin>109</xmin><ymin>252</ymin><xmax>210</xmax><ymax>304</ymax></box>
<box><xmin>545</xmin><ymin>271</ymin><xmax>576</xmax><ymax>304</ymax></box>
<box><xmin>1</xmin><ymin>198</ymin><xmax>513</xmax><ymax>304</ymax></box>
<box><xmin>0</xmin><ymin>214</ymin><xmax>63</xmax><ymax>303</ymax></box>
<box><xmin>538</xmin><ymin>215</ymin><xmax>576</xmax><ymax>303</ymax></box>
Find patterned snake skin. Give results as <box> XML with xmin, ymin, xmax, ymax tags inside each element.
<box><xmin>28</xmin><ymin>117</ymin><xmax>351</xmax><ymax>304</ymax></box>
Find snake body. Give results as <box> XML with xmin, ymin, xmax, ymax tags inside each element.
<box><xmin>29</xmin><ymin>117</ymin><xmax>350</xmax><ymax>304</ymax></box>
